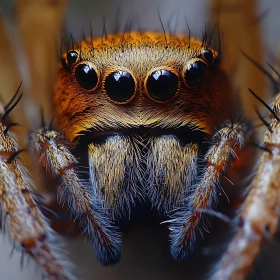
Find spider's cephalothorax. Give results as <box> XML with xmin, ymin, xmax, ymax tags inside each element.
<box><xmin>55</xmin><ymin>32</ymin><xmax>230</xmax><ymax>143</ymax></box>
<box><xmin>53</xmin><ymin>32</ymin><xmax>246</xmax><ymax>261</ymax></box>
<box><xmin>55</xmin><ymin>32</ymin><xmax>231</xmax><ymax>212</ymax></box>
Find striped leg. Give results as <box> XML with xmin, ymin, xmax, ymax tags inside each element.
<box><xmin>169</xmin><ymin>121</ymin><xmax>250</xmax><ymax>260</ymax></box>
<box><xmin>0</xmin><ymin>95</ymin><xmax>75</xmax><ymax>280</ymax></box>
<box><xmin>32</xmin><ymin>129</ymin><xmax>122</xmax><ymax>265</ymax></box>
<box><xmin>212</xmin><ymin>93</ymin><xmax>280</xmax><ymax>280</ymax></box>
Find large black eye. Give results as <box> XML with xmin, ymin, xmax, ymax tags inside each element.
<box><xmin>75</xmin><ymin>64</ymin><xmax>98</xmax><ymax>90</ymax></box>
<box><xmin>146</xmin><ymin>70</ymin><xmax>178</xmax><ymax>102</ymax></box>
<box><xmin>201</xmin><ymin>49</ymin><xmax>213</xmax><ymax>65</ymax></box>
<box><xmin>105</xmin><ymin>71</ymin><xmax>135</xmax><ymax>103</ymax></box>
<box><xmin>184</xmin><ymin>61</ymin><xmax>207</xmax><ymax>87</ymax></box>
<box><xmin>67</xmin><ymin>51</ymin><xmax>79</xmax><ymax>66</ymax></box>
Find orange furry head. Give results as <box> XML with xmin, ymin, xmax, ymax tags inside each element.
<box><xmin>54</xmin><ymin>32</ymin><xmax>230</xmax><ymax>144</ymax></box>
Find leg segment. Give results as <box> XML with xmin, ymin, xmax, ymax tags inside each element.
<box><xmin>0</xmin><ymin>100</ymin><xmax>74</xmax><ymax>280</ymax></box>
<box><xmin>211</xmin><ymin>93</ymin><xmax>280</xmax><ymax>280</ymax></box>
<box><xmin>169</xmin><ymin>121</ymin><xmax>250</xmax><ymax>260</ymax></box>
<box><xmin>32</xmin><ymin>129</ymin><xmax>121</xmax><ymax>265</ymax></box>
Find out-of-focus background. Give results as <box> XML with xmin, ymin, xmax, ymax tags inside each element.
<box><xmin>0</xmin><ymin>0</ymin><xmax>280</xmax><ymax>279</ymax></box>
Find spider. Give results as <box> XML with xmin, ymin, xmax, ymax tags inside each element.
<box><xmin>0</xmin><ymin>1</ymin><xmax>280</xmax><ymax>280</ymax></box>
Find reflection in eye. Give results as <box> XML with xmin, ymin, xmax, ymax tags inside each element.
<box><xmin>146</xmin><ymin>69</ymin><xmax>178</xmax><ymax>102</ymax></box>
<box><xmin>184</xmin><ymin>61</ymin><xmax>207</xmax><ymax>87</ymax></box>
<box><xmin>105</xmin><ymin>70</ymin><xmax>136</xmax><ymax>103</ymax></box>
<box><xmin>75</xmin><ymin>64</ymin><xmax>98</xmax><ymax>90</ymax></box>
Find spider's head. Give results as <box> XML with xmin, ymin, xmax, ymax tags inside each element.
<box><xmin>54</xmin><ymin>32</ymin><xmax>230</xmax><ymax>145</ymax></box>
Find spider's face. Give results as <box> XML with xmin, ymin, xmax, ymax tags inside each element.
<box><xmin>53</xmin><ymin>32</ymin><xmax>233</xmax><ymax>219</ymax></box>
<box><xmin>2</xmin><ymin>2</ymin><xmax>280</xmax><ymax>279</ymax></box>
<box><xmin>54</xmin><ymin>32</ymin><xmax>230</xmax><ymax>144</ymax></box>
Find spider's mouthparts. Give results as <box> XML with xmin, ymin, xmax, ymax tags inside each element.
<box><xmin>81</xmin><ymin>125</ymin><xmax>205</xmax><ymax>146</ymax></box>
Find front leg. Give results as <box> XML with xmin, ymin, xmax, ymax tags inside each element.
<box><xmin>169</xmin><ymin>121</ymin><xmax>251</xmax><ymax>260</ymax></box>
<box><xmin>32</xmin><ymin>128</ymin><xmax>122</xmax><ymax>265</ymax></box>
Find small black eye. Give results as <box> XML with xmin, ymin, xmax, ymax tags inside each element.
<box><xmin>105</xmin><ymin>71</ymin><xmax>135</xmax><ymax>103</ymax></box>
<box><xmin>201</xmin><ymin>49</ymin><xmax>213</xmax><ymax>64</ymax></box>
<box><xmin>75</xmin><ymin>64</ymin><xmax>98</xmax><ymax>90</ymax></box>
<box><xmin>184</xmin><ymin>61</ymin><xmax>207</xmax><ymax>87</ymax></box>
<box><xmin>67</xmin><ymin>51</ymin><xmax>79</xmax><ymax>66</ymax></box>
<box><xmin>146</xmin><ymin>70</ymin><xmax>178</xmax><ymax>102</ymax></box>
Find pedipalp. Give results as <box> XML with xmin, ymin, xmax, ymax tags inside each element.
<box><xmin>169</xmin><ymin>121</ymin><xmax>251</xmax><ymax>260</ymax></box>
<box><xmin>32</xmin><ymin>128</ymin><xmax>122</xmax><ymax>265</ymax></box>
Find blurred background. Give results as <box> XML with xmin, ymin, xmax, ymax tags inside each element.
<box><xmin>0</xmin><ymin>0</ymin><xmax>280</xmax><ymax>279</ymax></box>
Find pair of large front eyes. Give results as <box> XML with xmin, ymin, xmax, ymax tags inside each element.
<box><xmin>67</xmin><ymin>50</ymin><xmax>212</xmax><ymax>103</ymax></box>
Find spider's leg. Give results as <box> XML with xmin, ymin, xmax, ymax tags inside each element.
<box><xmin>169</xmin><ymin>121</ymin><xmax>250</xmax><ymax>260</ymax></box>
<box><xmin>211</xmin><ymin>93</ymin><xmax>280</xmax><ymax>280</ymax></box>
<box><xmin>0</xmin><ymin>102</ymin><xmax>75</xmax><ymax>280</ymax></box>
<box><xmin>32</xmin><ymin>129</ymin><xmax>121</xmax><ymax>265</ymax></box>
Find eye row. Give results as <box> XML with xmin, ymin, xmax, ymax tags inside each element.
<box><xmin>65</xmin><ymin>49</ymin><xmax>214</xmax><ymax>103</ymax></box>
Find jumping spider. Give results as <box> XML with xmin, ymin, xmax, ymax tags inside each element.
<box><xmin>1</xmin><ymin>6</ymin><xmax>280</xmax><ymax>280</ymax></box>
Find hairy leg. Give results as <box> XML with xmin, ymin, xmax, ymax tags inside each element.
<box><xmin>169</xmin><ymin>121</ymin><xmax>251</xmax><ymax>259</ymax></box>
<box><xmin>32</xmin><ymin>129</ymin><xmax>121</xmax><ymax>265</ymax></box>
<box><xmin>211</xmin><ymin>93</ymin><xmax>280</xmax><ymax>280</ymax></box>
<box><xmin>0</xmin><ymin>97</ymin><xmax>74</xmax><ymax>280</ymax></box>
